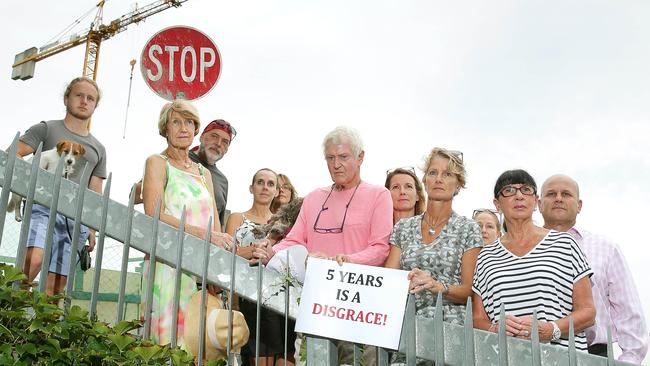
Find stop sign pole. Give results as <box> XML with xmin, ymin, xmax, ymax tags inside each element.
<box><xmin>141</xmin><ymin>26</ymin><xmax>222</xmax><ymax>101</ymax></box>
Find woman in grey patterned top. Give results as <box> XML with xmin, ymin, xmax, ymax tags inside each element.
<box><xmin>385</xmin><ymin>148</ymin><xmax>482</xmax><ymax>325</ymax></box>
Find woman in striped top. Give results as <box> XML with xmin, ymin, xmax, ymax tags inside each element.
<box><xmin>472</xmin><ymin>169</ymin><xmax>595</xmax><ymax>350</ymax></box>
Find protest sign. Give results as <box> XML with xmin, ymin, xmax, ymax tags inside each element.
<box><xmin>295</xmin><ymin>258</ymin><xmax>409</xmax><ymax>349</ymax></box>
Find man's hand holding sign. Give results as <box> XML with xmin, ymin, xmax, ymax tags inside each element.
<box><xmin>295</xmin><ymin>258</ymin><xmax>410</xmax><ymax>349</ymax></box>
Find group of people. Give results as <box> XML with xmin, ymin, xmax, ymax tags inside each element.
<box><xmin>11</xmin><ymin>77</ymin><xmax>648</xmax><ymax>366</ymax></box>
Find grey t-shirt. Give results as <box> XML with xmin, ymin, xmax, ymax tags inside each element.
<box><xmin>189</xmin><ymin>150</ymin><xmax>228</xmax><ymax>225</ymax></box>
<box><xmin>20</xmin><ymin>120</ymin><xmax>107</xmax><ymax>187</ymax></box>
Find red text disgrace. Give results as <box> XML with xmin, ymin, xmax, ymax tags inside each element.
<box><xmin>312</xmin><ymin>303</ymin><xmax>388</xmax><ymax>325</ymax></box>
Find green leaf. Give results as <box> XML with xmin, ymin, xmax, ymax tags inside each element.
<box><xmin>107</xmin><ymin>334</ymin><xmax>136</xmax><ymax>352</ymax></box>
<box><xmin>112</xmin><ymin>320</ymin><xmax>140</xmax><ymax>335</ymax></box>
<box><xmin>16</xmin><ymin>342</ymin><xmax>38</xmax><ymax>356</ymax></box>
<box><xmin>133</xmin><ymin>345</ymin><xmax>162</xmax><ymax>363</ymax></box>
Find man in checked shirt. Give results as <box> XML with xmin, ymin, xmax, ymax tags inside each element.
<box><xmin>539</xmin><ymin>174</ymin><xmax>648</xmax><ymax>364</ymax></box>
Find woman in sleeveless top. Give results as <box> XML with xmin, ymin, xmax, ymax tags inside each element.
<box><xmin>226</xmin><ymin>169</ymin><xmax>296</xmax><ymax>366</ymax></box>
<box><xmin>142</xmin><ymin>100</ymin><xmax>233</xmax><ymax>349</ymax></box>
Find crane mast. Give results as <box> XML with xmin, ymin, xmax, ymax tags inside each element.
<box><xmin>11</xmin><ymin>0</ymin><xmax>188</xmax><ymax>81</ymax></box>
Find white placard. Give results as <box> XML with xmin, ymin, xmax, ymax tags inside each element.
<box><xmin>295</xmin><ymin>258</ymin><xmax>410</xmax><ymax>349</ymax></box>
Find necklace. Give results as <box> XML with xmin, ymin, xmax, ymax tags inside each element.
<box><xmin>423</xmin><ymin>212</ymin><xmax>450</xmax><ymax>236</ymax></box>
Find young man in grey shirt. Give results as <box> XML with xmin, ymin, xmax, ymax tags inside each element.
<box><xmin>16</xmin><ymin>77</ymin><xmax>107</xmax><ymax>296</ymax></box>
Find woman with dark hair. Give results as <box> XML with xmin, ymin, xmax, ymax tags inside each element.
<box><xmin>472</xmin><ymin>169</ymin><xmax>595</xmax><ymax>350</ymax></box>
<box><xmin>225</xmin><ymin>168</ymin><xmax>278</xmax><ymax>257</ymax></box>
<box><xmin>270</xmin><ymin>173</ymin><xmax>298</xmax><ymax>213</ymax></box>
<box><xmin>385</xmin><ymin>167</ymin><xmax>425</xmax><ymax>225</ymax></box>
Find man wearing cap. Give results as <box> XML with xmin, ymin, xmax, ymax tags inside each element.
<box><xmin>189</xmin><ymin>119</ymin><xmax>236</xmax><ymax>226</ymax></box>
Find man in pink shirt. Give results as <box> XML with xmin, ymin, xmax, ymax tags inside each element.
<box><xmin>539</xmin><ymin>174</ymin><xmax>648</xmax><ymax>364</ymax></box>
<box><xmin>251</xmin><ymin>126</ymin><xmax>393</xmax><ymax>365</ymax></box>
<box><xmin>252</xmin><ymin>125</ymin><xmax>392</xmax><ymax>266</ymax></box>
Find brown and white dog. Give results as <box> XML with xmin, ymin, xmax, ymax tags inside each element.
<box><xmin>7</xmin><ymin>140</ymin><xmax>86</xmax><ymax>222</ymax></box>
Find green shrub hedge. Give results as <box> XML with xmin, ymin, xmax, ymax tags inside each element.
<box><xmin>0</xmin><ymin>264</ymin><xmax>224</xmax><ymax>366</ymax></box>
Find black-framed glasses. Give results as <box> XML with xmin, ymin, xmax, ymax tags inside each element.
<box><xmin>473</xmin><ymin>208</ymin><xmax>499</xmax><ymax>219</ymax></box>
<box><xmin>313</xmin><ymin>183</ymin><xmax>360</xmax><ymax>234</ymax></box>
<box><xmin>499</xmin><ymin>184</ymin><xmax>536</xmax><ymax>197</ymax></box>
<box><xmin>386</xmin><ymin>166</ymin><xmax>416</xmax><ymax>175</ymax></box>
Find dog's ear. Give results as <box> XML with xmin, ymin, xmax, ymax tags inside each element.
<box><xmin>76</xmin><ymin>143</ymin><xmax>86</xmax><ymax>156</ymax></box>
<box><xmin>56</xmin><ymin>141</ymin><xmax>66</xmax><ymax>151</ymax></box>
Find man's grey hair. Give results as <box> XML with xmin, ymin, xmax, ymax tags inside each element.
<box><xmin>322</xmin><ymin>126</ymin><xmax>364</xmax><ymax>157</ymax></box>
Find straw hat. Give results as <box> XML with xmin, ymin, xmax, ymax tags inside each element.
<box><xmin>184</xmin><ymin>291</ymin><xmax>250</xmax><ymax>361</ymax></box>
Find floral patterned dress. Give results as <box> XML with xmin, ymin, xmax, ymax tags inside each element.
<box><xmin>143</xmin><ymin>155</ymin><xmax>214</xmax><ymax>348</ymax></box>
<box><xmin>390</xmin><ymin>212</ymin><xmax>482</xmax><ymax>325</ymax></box>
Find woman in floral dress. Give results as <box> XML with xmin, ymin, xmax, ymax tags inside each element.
<box><xmin>142</xmin><ymin>100</ymin><xmax>232</xmax><ymax>347</ymax></box>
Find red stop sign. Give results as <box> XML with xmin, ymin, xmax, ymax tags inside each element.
<box><xmin>141</xmin><ymin>26</ymin><xmax>221</xmax><ymax>101</ymax></box>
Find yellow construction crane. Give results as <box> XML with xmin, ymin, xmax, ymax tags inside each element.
<box><xmin>11</xmin><ymin>0</ymin><xmax>188</xmax><ymax>81</ymax></box>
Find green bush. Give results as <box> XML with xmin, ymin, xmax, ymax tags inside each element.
<box><xmin>0</xmin><ymin>264</ymin><xmax>224</xmax><ymax>366</ymax></box>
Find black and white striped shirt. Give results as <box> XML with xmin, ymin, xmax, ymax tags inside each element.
<box><xmin>472</xmin><ymin>230</ymin><xmax>593</xmax><ymax>350</ymax></box>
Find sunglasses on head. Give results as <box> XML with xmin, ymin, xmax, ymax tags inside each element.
<box><xmin>448</xmin><ymin>150</ymin><xmax>463</xmax><ymax>163</ymax></box>
<box><xmin>473</xmin><ymin>208</ymin><xmax>499</xmax><ymax>219</ymax></box>
<box><xmin>386</xmin><ymin>166</ymin><xmax>416</xmax><ymax>176</ymax></box>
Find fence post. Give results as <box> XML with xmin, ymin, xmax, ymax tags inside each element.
<box><xmin>116</xmin><ymin>184</ymin><xmax>137</xmax><ymax>323</ymax></box>
<box><xmin>0</xmin><ymin>133</ymin><xmax>19</xmax><ymax>244</ymax></box>
<box><xmin>12</xmin><ymin>143</ymin><xmax>42</xmax><ymax>290</ymax></box>
<box><xmin>63</xmin><ymin>163</ymin><xmax>92</xmax><ymax>315</ymax></box>
<box><xmin>89</xmin><ymin>173</ymin><xmax>112</xmax><ymax>318</ymax></box>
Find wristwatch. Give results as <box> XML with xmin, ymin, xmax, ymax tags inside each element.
<box><xmin>550</xmin><ymin>321</ymin><xmax>561</xmax><ymax>341</ymax></box>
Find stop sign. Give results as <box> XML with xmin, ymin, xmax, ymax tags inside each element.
<box><xmin>141</xmin><ymin>26</ymin><xmax>221</xmax><ymax>101</ymax></box>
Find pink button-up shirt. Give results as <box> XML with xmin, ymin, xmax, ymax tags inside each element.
<box><xmin>569</xmin><ymin>227</ymin><xmax>648</xmax><ymax>364</ymax></box>
<box><xmin>273</xmin><ymin>181</ymin><xmax>392</xmax><ymax>266</ymax></box>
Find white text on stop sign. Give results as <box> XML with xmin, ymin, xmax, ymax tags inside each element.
<box><xmin>146</xmin><ymin>45</ymin><xmax>216</xmax><ymax>83</ymax></box>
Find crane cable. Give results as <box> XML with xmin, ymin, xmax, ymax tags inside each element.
<box><xmin>122</xmin><ymin>59</ymin><xmax>137</xmax><ymax>139</ymax></box>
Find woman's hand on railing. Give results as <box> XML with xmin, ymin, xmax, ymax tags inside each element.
<box><xmin>210</xmin><ymin>231</ymin><xmax>233</xmax><ymax>250</ymax></box>
<box><xmin>249</xmin><ymin>239</ymin><xmax>274</xmax><ymax>266</ymax></box>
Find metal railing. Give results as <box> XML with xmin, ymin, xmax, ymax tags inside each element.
<box><xmin>0</xmin><ymin>134</ymin><xmax>639</xmax><ymax>366</ymax></box>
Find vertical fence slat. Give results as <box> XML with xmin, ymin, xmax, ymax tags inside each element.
<box><xmin>498</xmin><ymin>304</ymin><xmax>509</xmax><ymax>366</ymax></box>
<box><xmin>63</xmin><ymin>163</ymin><xmax>91</xmax><ymax>315</ymax></box>
<box><xmin>226</xmin><ymin>240</ymin><xmax>237</xmax><ymax>364</ymax></box>
<box><xmin>606</xmin><ymin>325</ymin><xmax>614</xmax><ymax>365</ymax></box>
<box><xmin>170</xmin><ymin>207</ymin><xmax>187</xmax><ymax>348</ymax></box>
<box><xmin>568</xmin><ymin>317</ymin><xmax>576</xmax><ymax>366</ymax></box>
<box><xmin>376</xmin><ymin>347</ymin><xmax>389</xmax><ymax>366</ymax></box>
<box><xmin>464</xmin><ymin>296</ymin><xmax>476</xmax><ymax>366</ymax></box>
<box><xmin>143</xmin><ymin>196</ymin><xmax>162</xmax><ymax>341</ymax></box>
<box><xmin>38</xmin><ymin>154</ymin><xmax>66</xmax><ymax>293</ymax></box>
<box><xmin>0</xmin><ymin>133</ymin><xmax>19</xmax><ymax>244</ymax></box>
<box><xmin>434</xmin><ymin>291</ymin><xmax>444</xmax><ymax>365</ymax></box>
<box><xmin>13</xmin><ymin>143</ymin><xmax>42</xmax><ymax>289</ymax></box>
<box><xmin>531</xmin><ymin>309</ymin><xmax>541</xmax><ymax>366</ymax></box>
<box><xmin>197</xmin><ymin>216</ymin><xmax>212</xmax><ymax>366</ymax></box>
<box><xmin>306</xmin><ymin>336</ymin><xmax>337</xmax><ymax>366</ymax></box>
<box><xmin>284</xmin><ymin>250</ymin><xmax>290</xmax><ymax>366</ymax></box>
<box><xmin>89</xmin><ymin>173</ymin><xmax>112</xmax><ymax>317</ymax></box>
<box><xmin>353</xmin><ymin>344</ymin><xmax>362</xmax><ymax>366</ymax></box>
<box><xmin>255</xmin><ymin>255</ymin><xmax>263</xmax><ymax>366</ymax></box>
<box><xmin>116</xmin><ymin>184</ymin><xmax>136</xmax><ymax>323</ymax></box>
<box><xmin>405</xmin><ymin>294</ymin><xmax>416</xmax><ymax>366</ymax></box>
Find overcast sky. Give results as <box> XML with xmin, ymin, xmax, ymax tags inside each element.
<box><xmin>1</xmin><ymin>1</ymin><xmax>649</xmax><ymax>359</ymax></box>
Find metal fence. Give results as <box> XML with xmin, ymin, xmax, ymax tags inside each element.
<box><xmin>0</xmin><ymin>134</ymin><xmax>639</xmax><ymax>366</ymax></box>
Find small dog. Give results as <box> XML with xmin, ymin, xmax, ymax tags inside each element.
<box><xmin>7</xmin><ymin>140</ymin><xmax>85</xmax><ymax>222</ymax></box>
